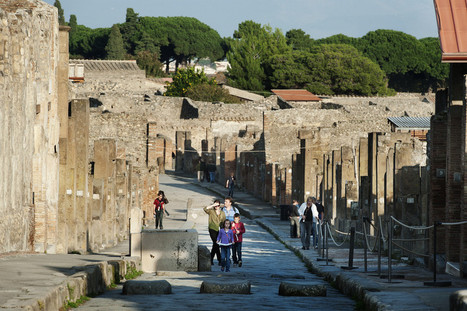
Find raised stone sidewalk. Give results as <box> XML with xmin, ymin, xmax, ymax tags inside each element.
<box><xmin>194</xmin><ymin>176</ymin><xmax>467</xmax><ymax>311</ymax></box>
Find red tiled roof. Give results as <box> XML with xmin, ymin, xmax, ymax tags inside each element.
<box><xmin>433</xmin><ymin>0</ymin><xmax>467</xmax><ymax>62</ymax></box>
<box><xmin>271</xmin><ymin>89</ymin><xmax>321</xmax><ymax>102</ymax></box>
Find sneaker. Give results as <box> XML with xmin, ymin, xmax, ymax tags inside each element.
<box><xmin>226</xmin><ymin>269</ymin><xmax>230</xmax><ymax>272</ymax></box>
<box><xmin>233</xmin><ymin>263</ymin><xmax>238</xmax><ymax>267</ymax></box>
<box><xmin>221</xmin><ymin>266</ymin><xmax>224</xmax><ymax>272</ymax></box>
<box><xmin>302</xmin><ymin>246</ymin><xmax>306</xmax><ymax>250</ymax></box>
<box><xmin>238</xmin><ymin>261</ymin><xmax>242</xmax><ymax>267</ymax></box>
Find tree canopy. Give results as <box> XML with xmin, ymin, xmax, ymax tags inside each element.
<box><xmin>105</xmin><ymin>24</ymin><xmax>126</xmax><ymax>60</ymax></box>
<box><xmin>53</xmin><ymin>0</ymin><xmax>65</xmax><ymax>26</ymax></box>
<box><xmin>227</xmin><ymin>21</ymin><xmax>290</xmax><ymax>91</ymax></box>
<box><xmin>61</xmin><ymin>3</ymin><xmax>447</xmax><ymax>94</ymax></box>
<box><xmin>269</xmin><ymin>45</ymin><xmax>394</xmax><ymax>96</ymax></box>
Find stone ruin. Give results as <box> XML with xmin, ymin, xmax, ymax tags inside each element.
<box><xmin>1</xmin><ymin>0</ymin><xmax>436</xmax><ymax>260</ymax></box>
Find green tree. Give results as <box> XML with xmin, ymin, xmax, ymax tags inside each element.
<box><xmin>309</xmin><ymin>44</ymin><xmax>394</xmax><ymax>95</ymax></box>
<box><xmin>136</xmin><ymin>50</ymin><xmax>165</xmax><ymax>77</ymax></box>
<box><xmin>105</xmin><ymin>24</ymin><xmax>126</xmax><ymax>59</ymax></box>
<box><xmin>418</xmin><ymin>37</ymin><xmax>449</xmax><ymax>91</ymax></box>
<box><xmin>165</xmin><ymin>67</ymin><xmax>216</xmax><ymax>97</ymax></box>
<box><xmin>227</xmin><ymin>20</ymin><xmax>291</xmax><ymax>91</ymax></box>
<box><xmin>269</xmin><ymin>45</ymin><xmax>394</xmax><ymax>96</ymax></box>
<box><xmin>356</xmin><ymin>30</ymin><xmax>427</xmax><ymax>91</ymax></box>
<box><xmin>69</xmin><ymin>25</ymin><xmax>110</xmax><ymax>59</ymax></box>
<box><xmin>53</xmin><ymin>0</ymin><xmax>65</xmax><ymax>26</ymax></box>
<box><xmin>139</xmin><ymin>16</ymin><xmax>224</xmax><ymax>72</ymax></box>
<box><xmin>68</xmin><ymin>14</ymin><xmax>78</xmax><ymax>52</ymax></box>
<box><xmin>286</xmin><ymin>29</ymin><xmax>314</xmax><ymax>51</ymax></box>
<box><xmin>314</xmin><ymin>33</ymin><xmax>358</xmax><ymax>46</ymax></box>
<box><xmin>120</xmin><ymin>8</ymin><xmax>142</xmax><ymax>55</ymax></box>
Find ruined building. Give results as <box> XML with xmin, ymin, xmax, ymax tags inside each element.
<box><xmin>1</xmin><ymin>0</ymin><xmax>443</xmax><ymax>263</ymax></box>
<box><xmin>429</xmin><ymin>0</ymin><xmax>467</xmax><ymax>275</ymax></box>
<box><xmin>0</xmin><ymin>0</ymin><xmax>157</xmax><ymax>254</ymax></box>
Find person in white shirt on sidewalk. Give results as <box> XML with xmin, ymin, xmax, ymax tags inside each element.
<box><xmin>298</xmin><ymin>197</ymin><xmax>319</xmax><ymax>249</ymax></box>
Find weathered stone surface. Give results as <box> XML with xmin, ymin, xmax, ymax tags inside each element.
<box><xmin>198</xmin><ymin>245</ymin><xmax>211</xmax><ymax>272</ymax></box>
<box><xmin>278</xmin><ymin>281</ymin><xmax>327</xmax><ymax>296</ymax></box>
<box><xmin>200</xmin><ymin>280</ymin><xmax>251</xmax><ymax>294</ymax></box>
<box><xmin>122</xmin><ymin>280</ymin><xmax>172</xmax><ymax>295</ymax></box>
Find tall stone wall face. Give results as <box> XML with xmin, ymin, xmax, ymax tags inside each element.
<box><xmin>0</xmin><ymin>0</ymin><xmax>59</xmax><ymax>253</ymax></box>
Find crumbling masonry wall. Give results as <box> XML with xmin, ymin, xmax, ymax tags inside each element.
<box><xmin>0</xmin><ymin>0</ymin><xmax>59</xmax><ymax>253</ymax></box>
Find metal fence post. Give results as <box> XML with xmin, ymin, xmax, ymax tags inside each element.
<box><xmin>388</xmin><ymin>217</ymin><xmax>393</xmax><ymax>283</ymax></box>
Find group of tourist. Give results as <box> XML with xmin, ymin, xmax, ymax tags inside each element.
<box><xmin>289</xmin><ymin>197</ymin><xmax>324</xmax><ymax>250</ymax></box>
<box><xmin>196</xmin><ymin>159</ymin><xmax>217</xmax><ymax>183</ymax></box>
<box><xmin>203</xmin><ymin>197</ymin><xmax>245</xmax><ymax>272</ymax></box>
<box><xmin>153</xmin><ymin>182</ymin><xmax>323</xmax><ymax>273</ymax></box>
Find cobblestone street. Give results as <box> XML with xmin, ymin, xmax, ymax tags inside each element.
<box><xmin>77</xmin><ymin>173</ymin><xmax>356</xmax><ymax>310</ymax></box>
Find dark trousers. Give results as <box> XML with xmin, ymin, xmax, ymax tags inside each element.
<box><xmin>209</xmin><ymin>229</ymin><xmax>221</xmax><ymax>263</ymax></box>
<box><xmin>228</xmin><ymin>186</ymin><xmax>234</xmax><ymax>197</ymax></box>
<box><xmin>232</xmin><ymin>242</ymin><xmax>242</xmax><ymax>263</ymax></box>
<box><xmin>155</xmin><ymin>210</ymin><xmax>164</xmax><ymax>229</ymax></box>
<box><xmin>300</xmin><ymin>221</ymin><xmax>312</xmax><ymax>248</ymax></box>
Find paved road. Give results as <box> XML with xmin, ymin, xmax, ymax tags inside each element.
<box><xmin>77</xmin><ymin>173</ymin><xmax>356</xmax><ymax>310</ymax></box>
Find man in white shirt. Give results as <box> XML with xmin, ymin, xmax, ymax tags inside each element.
<box><xmin>298</xmin><ymin>196</ymin><xmax>319</xmax><ymax>249</ymax></box>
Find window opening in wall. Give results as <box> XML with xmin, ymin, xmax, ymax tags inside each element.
<box><xmin>32</xmin><ymin>192</ymin><xmax>35</xmax><ymax>205</ymax></box>
<box><xmin>68</xmin><ymin>101</ymin><xmax>72</xmax><ymax>117</ymax></box>
<box><xmin>54</xmin><ymin>145</ymin><xmax>57</xmax><ymax>154</ymax></box>
<box><xmin>89</xmin><ymin>161</ymin><xmax>95</xmax><ymax>176</ymax></box>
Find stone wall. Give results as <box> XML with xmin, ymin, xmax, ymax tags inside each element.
<box><xmin>0</xmin><ymin>0</ymin><xmax>59</xmax><ymax>253</ymax></box>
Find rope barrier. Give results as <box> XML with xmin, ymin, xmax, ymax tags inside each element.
<box><xmin>392</xmin><ymin>238</ymin><xmax>429</xmax><ymax>242</ymax></box>
<box><xmin>326</xmin><ymin>223</ymin><xmax>350</xmax><ymax>247</ymax></box>
<box><xmin>362</xmin><ymin>221</ymin><xmax>379</xmax><ymax>252</ymax></box>
<box><xmin>392</xmin><ymin>241</ymin><xmax>430</xmax><ymax>258</ymax></box>
<box><xmin>390</xmin><ymin>216</ymin><xmax>434</xmax><ymax>230</ymax></box>
<box><xmin>440</xmin><ymin>220</ymin><xmax>467</xmax><ymax>226</ymax></box>
<box><xmin>378</xmin><ymin>216</ymin><xmax>387</xmax><ymax>243</ymax></box>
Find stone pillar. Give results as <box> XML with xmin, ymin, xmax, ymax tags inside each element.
<box><xmin>445</xmin><ymin>104</ymin><xmax>464</xmax><ymax>262</ymax></box>
<box><xmin>368</xmin><ymin>133</ymin><xmax>379</xmax><ymax>222</ymax></box>
<box><xmin>429</xmin><ymin>112</ymin><xmax>448</xmax><ymax>256</ymax></box>
<box><xmin>359</xmin><ymin>137</ymin><xmax>370</xmax><ymax>219</ymax></box>
<box><xmin>175</xmin><ymin>131</ymin><xmax>186</xmax><ymax>171</ymax></box>
<box><xmin>341</xmin><ymin>146</ymin><xmax>358</xmax><ymax>221</ymax></box>
<box><xmin>331</xmin><ymin>150</ymin><xmax>341</xmax><ymax>225</ymax></box>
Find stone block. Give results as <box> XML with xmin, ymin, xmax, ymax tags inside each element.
<box><xmin>122</xmin><ymin>280</ymin><xmax>172</xmax><ymax>295</ymax></box>
<box><xmin>198</xmin><ymin>245</ymin><xmax>211</xmax><ymax>272</ymax></box>
<box><xmin>130</xmin><ymin>233</ymin><xmax>142</xmax><ymax>258</ymax></box>
<box><xmin>278</xmin><ymin>281</ymin><xmax>327</xmax><ymax>296</ymax></box>
<box><xmin>141</xmin><ymin>229</ymin><xmax>198</xmax><ymax>273</ymax></box>
<box><xmin>200</xmin><ymin>280</ymin><xmax>251</xmax><ymax>294</ymax></box>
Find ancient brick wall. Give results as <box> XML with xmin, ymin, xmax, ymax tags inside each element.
<box><xmin>0</xmin><ymin>0</ymin><xmax>59</xmax><ymax>253</ymax></box>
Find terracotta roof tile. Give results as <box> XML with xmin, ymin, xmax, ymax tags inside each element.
<box><xmin>434</xmin><ymin>0</ymin><xmax>467</xmax><ymax>62</ymax></box>
<box><xmin>271</xmin><ymin>89</ymin><xmax>321</xmax><ymax>102</ymax></box>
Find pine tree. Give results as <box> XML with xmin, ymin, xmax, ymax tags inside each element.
<box><xmin>53</xmin><ymin>0</ymin><xmax>65</xmax><ymax>26</ymax></box>
<box><xmin>105</xmin><ymin>24</ymin><xmax>126</xmax><ymax>60</ymax></box>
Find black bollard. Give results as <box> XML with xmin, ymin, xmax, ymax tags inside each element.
<box><xmin>341</xmin><ymin>227</ymin><xmax>358</xmax><ymax>270</ymax></box>
<box><xmin>424</xmin><ymin>222</ymin><xmax>451</xmax><ymax>287</ymax></box>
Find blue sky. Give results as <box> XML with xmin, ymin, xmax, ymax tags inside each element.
<box><xmin>43</xmin><ymin>0</ymin><xmax>439</xmax><ymax>39</ymax></box>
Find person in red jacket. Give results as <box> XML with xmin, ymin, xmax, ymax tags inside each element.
<box><xmin>231</xmin><ymin>213</ymin><xmax>246</xmax><ymax>267</ymax></box>
<box><xmin>153</xmin><ymin>190</ymin><xmax>169</xmax><ymax>229</ymax></box>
